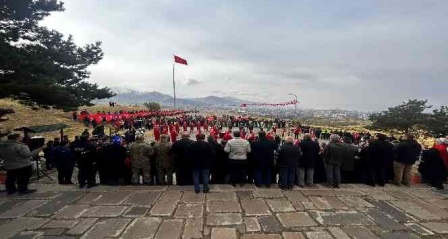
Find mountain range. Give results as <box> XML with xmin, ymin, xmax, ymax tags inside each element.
<box><xmin>96</xmin><ymin>88</ymin><xmax>254</xmax><ymax>107</ymax></box>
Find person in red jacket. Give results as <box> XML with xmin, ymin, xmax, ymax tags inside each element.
<box><xmin>183</xmin><ymin>121</ymin><xmax>188</xmax><ymax>132</ymax></box>
<box><xmin>434</xmin><ymin>138</ymin><xmax>448</xmax><ymax>169</ymax></box>
<box><xmin>196</xmin><ymin>121</ymin><xmax>201</xmax><ymax>132</ymax></box>
<box><xmin>223</xmin><ymin>132</ymin><xmax>233</xmax><ymax>141</ymax></box>
<box><xmin>189</xmin><ymin>122</ymin><xmax>195</xmax><ymax>133</ymax></box>
<box><xmin>170</xmin><ymin>129</ymin><xmax>178</xmax><ymax>143</ymax></box>
<box><xmin>175</xmin><ymin>122</ymin><xmax>180</xmax><ymax>133</ymax></box>
<box><xmin>154</xmin><ymin>125</ymin><xmax>161</xmax><ymax>141</ymax></box>
<box><xmin>203</xmin><ymin>121</ymin><xmax>208</xmax><ymax>132</ymax></box>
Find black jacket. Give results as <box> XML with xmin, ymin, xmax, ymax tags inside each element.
<box><xmin>277</xmin><ymin>142</ymin><xmax>301</xmax><ymax>168</ymax></box>
<box><xmin>171</xmin><ymin>138</ymin><xmax>194</xmax><ymax>169</ymax></box>
<box><xmin>187</xmin><ymin>141</ymin><xmax>214</xmax><ymax>170</ymax></box>
<box><xmin>419</xmin><ymin>148</ymin><xmax>447</xmax><ymax>184</ymax></box>
<box><xmin>367</xmin><ymin>140</ymin><xmax>394</xmax><ymax>167</ymax></box>
<box><xmin>394</xmin><ymin>140</ymin><xmax>422</xmax><ymax>165</ymax></box>
<box><xmin>250</xmin><ymin>138</ymin><xmax>278</xmax><ymax>167</ymax></box>
<box><xmin>298</xmin><ymin>139</ymin><xmax>320</xmax><ymax>168</ymax></box>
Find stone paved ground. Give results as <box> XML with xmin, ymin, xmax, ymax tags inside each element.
<box><xmin>0</xmin><ymin>183</ymin><xmax>447</xmax><ymax>239</ymax></box>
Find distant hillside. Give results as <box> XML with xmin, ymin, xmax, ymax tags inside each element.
<box><xmin>97</xmin><ymin>89</ymin><xmax>254</xmax><ymax>107</ymax></box>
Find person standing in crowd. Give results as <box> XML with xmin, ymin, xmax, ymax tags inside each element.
<box><xmin>187</xmin><ymin>133</ymin><xmax>214</xmax><ymax>193</ymax></box>
<box><xmin>393</xmin><ymin>133</ymin><xmax>422</xmax><ymax>187</ymax></box>
<box><xmin>322</xmin><ymin>134</ymin><xmax>345</xmax><ymax>188</ymax></box>
<box><xmin>129</xmin><ymin>134</ymin><xmax>154</xmax><ymax>185</ymax></box>
<box><xmin>298</xmin><ymin>134</ymin><xmax>320</xmax><ymax>187</ymax></box>
<box><xmin>72</xmin><ymin>133</ymin><xmax>98</xmax><ymax>188</ymax></box>
<box><xmin>366</xmin><ymin>133</ymin><xmax>394</xmax><ymax>187</ymax></box>
<box><xmin>208</xmin><ymin>136</ymin><xmax>227</xmax><ymax>184</ymax></box>
<box><xmin>251</xmin><ymin>131</ymin><xmax>277</xmax><ymax>188</ymax></box>
<box><xmin>43</xmin><ymin>140</ymin><xmax>55</xmax><ymax>170</ymax></box>
<box><xmin>154</xmin><ymin>135</ymin><xmax>174</xmax><ymax>185</ymax></box>
<box><xmin>419</xmin><ymin>138</ymin><xmax>447</xmax><ymax>189</ymax></box>
<box><xmin>171</xmin><ymin>132</ymin><xmax>194</xmax><ymax>185</ymax></box>
<box><xmin>54</xmin><ymin>140</ymin><xmax>75</xmax><ymax>185</ymax></box>
<box><xmin>0</xmin><ymin>133</ymin><xmax>43</xmax><ymax>195</ymax></box>
<box><xmin>341</xmin><ymin>137</ymin><xmax>358</xmax><ymax>183</ymax></box>
<box><xmin>277</xmin><ymin>136</ymin><xmax>301</xmax><ymax>190</ymax></box>
<box><xmin>100</xmin><ymin>136</ymin><xmax>128</xmax><ymax>185</ymax></box>
<box><xmin>224</xmin><ymin>131</ymin><xmax>251</xmax><ymax>187</ymax></box>
<box><xmin>433</xmin><ymin>137</ymin><xmax>448</xmax><ymax>170</ymax></box>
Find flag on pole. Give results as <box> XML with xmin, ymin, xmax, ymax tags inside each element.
<box><xmin>174</xmin><ymin>55</ymin><xmax>188</xmax><ymax>65</ymax></box>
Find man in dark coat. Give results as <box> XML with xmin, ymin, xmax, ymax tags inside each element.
<box><xmin>187</xmin><ymin>133</ymin><xmax>214</xmax><ymax>193</ymax></box>
<box><xmin>54</xmin><ymin>140</ymin><xmax>75</xmax><ymax>184</ymax></box>
<box><xmin>393</xmin><ymin>133</ymin><xmax>422</xmax><ymax>186</ymax></box>
<box><xmin>72</xmin><ymin>134</ymin><xmax>98</xmax><ymax>188</ymax></box>
<box><xmin>322</xmin><ymin>134</ymin><xmax>345</xmax><ymax>188</ymax></box>
<box><xmin>100</xmin><ymin>136</ymin><xmax>127</xmax><ymax>185</ymax></box>
<box><xmin>208</xmin><ymin>136</ymin><xmax>227</xmax><ymax>184</ymax></box>
<box><xmin>171</xmin><ymin>132</ymin><xmax>194</xmax><ymax>185</ymax></box>
<box><xmin>366</xmin><ymin>134</ymin><xmax>393</xmax><ymax>187</ymax></box>
<box><xmin>298</xmin><ymin>134</ymin><xmax>320</xmax><ymax>187</ymax></box>
<box><xmin>251</xmin><ymin>131</ymin><xmax>278</xmax><ymax>187</ymax></box>
<box><xmin>277</xmin><ymin>136</ymin><xmax>301</xmax><ymax>190</ymax></box>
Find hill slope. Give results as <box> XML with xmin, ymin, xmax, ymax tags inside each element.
<box><xmin>0</xmin><ymin>99</ymin><xmax>145</xmax><ymax>140</ymax></box>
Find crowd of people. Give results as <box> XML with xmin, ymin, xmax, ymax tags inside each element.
<box><xmin>1</xmin><ymin>114</ymin><xmax>447</xmax><ymax>195</ymax></box>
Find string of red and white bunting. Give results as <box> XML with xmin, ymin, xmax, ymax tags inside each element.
<box><xmin>240</xmin><ymin>99</ymin><xmax>299</xmax><ymax>107</ymax></box>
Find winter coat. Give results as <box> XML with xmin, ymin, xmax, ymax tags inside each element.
<box><xmin>367</xmin><ymin>140</ymin><xmax>394</xmax><ymax>167</ymax></box>
<box><xmin>322</xmin><ymin>142</ymin><xmax>346</xmax><ymax>165</ymax></box>
<box><xmin>187</xmin><ymin>141</ymin><xmax>214</xmax><ymax>170</ymax></box>
<box><xmin>277</xmin><ymin>142</ymin><xmax>301</xmax><ymax>168</ymax></box>
<box><xmin>54</xmin><ymin>146</ymin><xmax>76</xmax><ymax>169</ymax></box>
<box><xmin>0</xmin><ymin>140</ymin><xmax>34</xmax><ymax>170</ymax></box>
<box><xmin>250</xmin><ymin>138</ymin><xmax>278</xmax><ymax>167</ymax></box>
<box><xmin>341</xmin><ymin>143</ymin><xmax>358</xmax><ymax>171</ymax></box>
<box><xmin>224</xmin><ymin>137</ymin><xmax>251</xmax><ymax>160</ymax></box>
<box><xmin>298</xmin><ymin>139</ymin><xmax>320</xmax><ymax>168</ymax></box>
<box><xmin>394</xmin><ymin>140</ymin><xmax>422</xmax><ymax>165</ymax></box>
<box><xmin>171</xmin><ymin>138</ymin><xmax>194</xmax><ymax>169</ymax></box>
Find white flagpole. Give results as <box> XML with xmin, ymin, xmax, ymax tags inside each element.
<box><xmin>173</xmin><ymin>63</ymin><xmax>176</xmax><ymax>109</ymax></box>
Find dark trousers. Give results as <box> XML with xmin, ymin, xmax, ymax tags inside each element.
<box><xmin>279</xmin><ymin>167</ymin><xmax>296</xmax><ymax>189</ymax></box>
<box><xmin>230</xmin><ymin>160</ymin><xmax>247</xmax><ymax>185</ymax></box>
<box><xmin>6</xmin><ymin>166</ymin><xmax>32</xmax><ymax>194</ymax></box>
<box><xmin>176</xmin><ymin>169</ymin><xmax>193</xmax><ymax>185</ymax></box>
<box><xmin>254</xmin><ymin>166</ymin><xmax>272</xmax><ymax>186</ymax></box>
<box><xmin>193</xmin><ymin>169</ymin><xmax>210</xmax><ymax>192</ymax></box>
<box><xmin>78</xmin><ymin>163</ymin><xmax>97</xmax><ymax>187</ymax></box>
<box><xmin>57</xmin><ymin>167</ymin><xmax>74</xmax><ymax>184</ymax></box>
<box><xmin>367</xmin><ymin>165</ymin><xmax>386</xmax><ymax>186</ymax></box>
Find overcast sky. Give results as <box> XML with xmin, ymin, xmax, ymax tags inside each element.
<box><xmin>42</xmin><ymin>0</ymin><xmax>448</xmax><ymax>111</ymax></box>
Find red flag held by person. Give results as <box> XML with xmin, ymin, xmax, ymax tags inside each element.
<box><xmin>174</xmin><ymin>55</ymin><xmax>188</xmax><ymax>65</ymax></box>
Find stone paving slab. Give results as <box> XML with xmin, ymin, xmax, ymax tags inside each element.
<box><xmin>276</xmin><ymin>212</ymin><xmax>317</xmax><ymax>228</ymax></box>
<box><xmin>241</xmin><ymin>199</ymin><xmax>271</xmax><ymax>216</ymax></box>
<box><xmin>207</xmin><ymin>213</ymin><xmax>243</xmax><ymax>226</ymax></box>
<box><xmin>67</xmin><ymin>218</ymin><xmax>98</xmax><ymax>235</ymax></box>
<box><xmin>183</xmin><ymin>218</ymin><xmax>203</xmax><ymax>239</ymax></box>
<box><xmin>253</xmin><ymin>189</ymin><xmax>284</xmax><ymax>198</ymax></box>
<box><xmin>266</xmin><ymin>198</ymin><xmax>295</xmax><ymax>212</ymax></box>
<box><xmin>0</xmin><ymin>200</ymin><xmax>48</xmax><ymax>218</ymax></box>
<box><xmin>207</xmin><ymin>200</ymin><xmax>241</xmax><ymax>213</ymax></box>
<box><xmin>149</xmin><ymin>191</ymin><xmax>182</xmax><ymax>216</ymax></box>
<box><xmin>155</xmin><ymin>219</ymin><xmax>183</xmax><ymax>239</ymax></box>
<box><xmin>0</xmin><ymin>217</ymin><xmax>43</xmax><ymax>239</ymax></box>
<box><xmin>81</xmin><ymin>218</ymin><xmax>130</xmax><ymax>239</ymax></box>
<box><xmin>120</xmin><ymin>217</ymin><xmax>161</xmax><ymax>239</ymax></box>
<box><xmin>123</xmin><ymin>191</ymin><xmax>160</xmax><ymax>205</ymax></box>
<box><xmin>206</xmin><ymin>192</ymin><xmax>237</xmax><ymax>201</ymax></box>
<box><xmin>211</xmin><ymin>227</ymin><xmax>237</xmax><ymax>239</ymax></box>
<box><xmin>343</xmin><ymin>226</ymin><xmax>380</xmax><ymax>239</ymax></box>
<box><xmin>175</xmin><ymin>203</ymin><xmax>204</xmax><ymax>218</ymax></box>
<box><xmin>52</xmin><ymin>204</ymin><xmax>89</xmax><ymax>219</ymax></box>
<box><xmin>80</xmin><ymin>206</ymin><xmax>127</xmax><ymax>218</ymax></box>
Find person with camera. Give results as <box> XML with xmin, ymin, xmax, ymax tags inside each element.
<box><xmin>0</xmin><ymin>133</ymin><xmax>43</xmax><ymax>195</ymax></box>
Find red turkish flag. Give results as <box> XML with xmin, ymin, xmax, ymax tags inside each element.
<box><xmin>174</xmin><ymin>55</ymin><xmax>188</xmax><ymax>65</ymax></box>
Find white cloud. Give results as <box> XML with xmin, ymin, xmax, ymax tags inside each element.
<box><xmin>184</xmin><ymin>78</ymin><xmax>202</xmax><ymax>86</ymax></box>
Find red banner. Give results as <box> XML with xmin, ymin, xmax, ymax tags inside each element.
<box><xmin>241</xmin><ymin>99</ymin><xmax>298</xmax><ymax>107</ymax></box>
